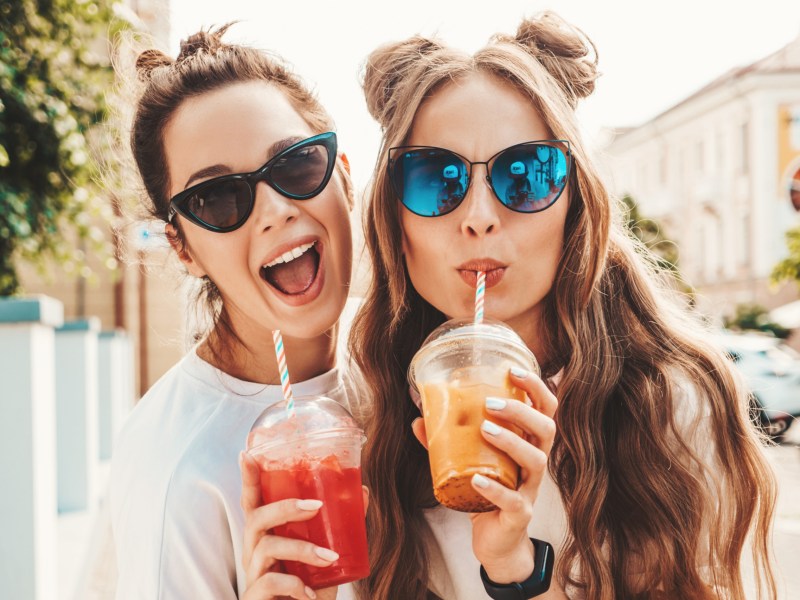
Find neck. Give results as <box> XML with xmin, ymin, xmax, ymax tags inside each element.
<box><xmin>199</xmin><ymin>321</ymin><xmax>339</xmax><ymax>385</ymax></box>
<box><xmin>506</xmin><ymin>305</ymin><xmax>548</xmax><ymax>368</ymax></box>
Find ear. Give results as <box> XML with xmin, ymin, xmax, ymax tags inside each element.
<box><xmin>339</xmin><ymin>152</ymin><xmax>351</xmax><ymax>176</ymax></box>
<box><xmin>165</xmin><ymin>222</ymin><xmax>207</xmax><ymax>278</ymax></box>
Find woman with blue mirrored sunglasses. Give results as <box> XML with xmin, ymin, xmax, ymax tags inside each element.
<box><xmin>351</xmin><ymin>10</ymin><xmax>778</xmax><ymax>600</ymax></box>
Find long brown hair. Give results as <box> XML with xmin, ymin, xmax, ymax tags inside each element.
<box><xmin>350</xmin><ymin>12</ymin><xmax>776</xmax><ymax>600</ymax></box>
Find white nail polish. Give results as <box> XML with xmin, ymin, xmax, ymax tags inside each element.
<box><xmin>305</xmin><ymin>585</ymin><xmax>317</xmax><ymax>599</ymax></box>
<box><xmin>314</xmin><ymin>547</ymin><xmax>340</xmax><ymax>562</ymax></box>
<box><xmin>481</xmin><ymin>420</ymin><xmax>502</xmax><ymax>435</ymax></box>
<box><xmin>485</xmin><ymin>397</ymin><xmax>507</xmax><ymax>410</ymax></box>
<box><xmin>510</xmin><ymin>366</ymin><xmax>528</xmax><ymax>378</ymax></box>
<box><xmin>472</xmin><ymin>473</ymin><xmax>491</xmax><ymax>489</ymax></box>
<box><xmin>297</xmin><ymin>499</ymin><xmax>323</xmax><ymax>511</ymax></box>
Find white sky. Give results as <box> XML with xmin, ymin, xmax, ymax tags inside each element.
<box><xmin>168</xmin><ymin>0</ymin><xmax>800</xmax><ymax>190</ymax></box>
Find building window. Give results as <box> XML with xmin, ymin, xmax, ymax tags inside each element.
<box><xmin>739</xmin><ymin>211</ymin><xmax>751</xmax><ymax>267</ymax></box>
<box><xmin>739</xmin><ymin>122</ymin><xmax>749</xmax><ymax>174</ymax></box>
<box><xmin>696</xmin><ymin>140</ymin><xmax>704</xmax><ymax>174</ymax></box>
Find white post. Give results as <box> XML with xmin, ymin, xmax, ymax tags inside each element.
<box><xmin>55</xmin><ymin>318</ymin><xmax>100</xmax><ymax>513</ymax></box>
<box><xmin>98</xmin><ymin>329</ymin><xmax>135</xmax><ymax>462</ymax></box>
<box><xmin>0</xmin><ymin>295</ymin><xmax>63</xmax><ymax>600</ymax></box>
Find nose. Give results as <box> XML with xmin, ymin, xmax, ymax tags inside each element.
<box><xmin>459</xmin><ymin>167</ymin><xmax>500</xmax><ymax>238</ymax></box>
<box><xmin>250</xmin><ymin>181</ymin><xmax>301</xmax><ymax>231</ymax></box>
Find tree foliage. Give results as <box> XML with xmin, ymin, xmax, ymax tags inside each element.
<box><xmin>771</xmin><ymin>225</ymin><xmax>800</xmax><ymax>287</ymax></box>
<box><xmin>0</xmin><ymin>0</ymin><xmax>127</xmax><ymax>296</ymax></box>
<box><xmin>621</xmin><ymin>194</ymin><xmax>681</xmax><ymax>275</ymax></box>
<box><xmin>722</xmin><ymin>303</ymin><xmax>790</xmax><ymax>339</ymax></box>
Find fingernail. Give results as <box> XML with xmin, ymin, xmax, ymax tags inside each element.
<box><xmin>305</xmin><ymin>586</ymin><xmax>317</xmax><ymax>599</ymax></box>
<box><xmin>510</xmin><ymin>367</ymin><xmax>528</xmax><ymax>378</ymax></box>
<box><xmin>472</xmin><ymin>473</ymin><xmax>491</xmax><ymax>489</ymax></box>
<box><xmin>238</xmin><ymin>451</ymin><xmax>243</xmax><ymax>467</ymax></box>
<box><xmin>314</xmin><ymin>547</ymin><xmax>340</xmax><ymax>562</ymax></box>
<box><xmin>297</xmin><ymin>499</ymin><xmax>323</xmax><ymax>511</ymax></box>
<box><xmin>481</xmin><ymin>420</ymin><xmax>502</xmax><ymax>435</ymax></box>
<box><xmin>485</xmin><ymin>397</ymin><xmax>507</xmax><ymax>411</ymax></box>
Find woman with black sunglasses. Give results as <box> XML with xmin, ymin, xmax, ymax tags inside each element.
<box><xmin>109</xmin><ymin>25</ymin><xmax>365</xmax><ymax>600</ymax></box>
<box><xmin>350</xmin><ymin>11</ymin><xmax>777</xmax><ymax>600</ymax></box>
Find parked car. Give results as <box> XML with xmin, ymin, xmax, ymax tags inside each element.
<box><xmin>715</xmin><ymin>331</ymin><xmax>800</xmax><ymax>441</ymax></box>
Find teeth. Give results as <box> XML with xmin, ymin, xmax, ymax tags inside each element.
<box><xmin>263</xmin><ymin>242</ymin><xmax>315</xmax><ymax>268</ymax></box>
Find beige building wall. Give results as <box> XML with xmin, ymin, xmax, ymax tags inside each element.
<box><xmin>601</xmin><ymin>36</ymin><xmax>800</xmax><ymax>323</ymax></box>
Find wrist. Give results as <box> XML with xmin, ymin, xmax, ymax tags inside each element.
<box><xmin>481</xmin><ymin>538</ymin><xmax>535</xmax><ymax>584</ymax></box>
<box><xmin>480</xmin><ymin>538</ymin><xmax>555</xmax><ymax>600</ymax></box>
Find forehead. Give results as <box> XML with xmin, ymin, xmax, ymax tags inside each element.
<box><xmin>407</xmin><ymin>71</ymin><xmax>551</xmax><ymax>157</ymax></box>
<box><xmin>163</xmin><ymin>81</ymin><xmax>313</xmax><ymax>189</ymax></box>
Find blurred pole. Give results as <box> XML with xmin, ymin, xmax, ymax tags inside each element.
<box><xmin>0</xmin><ymin>295</ymin><xmax>63</xmax><ymax>600</ymax></box>
<box><xmin>55</xmin><ymin>318</ymin><xmax>100</xmax><ymax>513</ymax></box>
<box><xmin>138</xmin><ymin>249</ymin><xmax>148</xmax><ymax>393</ymax></box>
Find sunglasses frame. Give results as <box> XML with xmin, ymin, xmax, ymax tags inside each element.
<box><xmin>387</xmin><ymin>139</ymin><xmax>572</xmax><ymax>217</ymax></box>
<box><xmin>168</xmin><ymin>131</ymin><xmax>338</xmax><ymax>233</ymax></box>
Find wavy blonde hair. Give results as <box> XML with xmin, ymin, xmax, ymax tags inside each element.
<box><xmin>350</xmin><ymin>11</ymin><xmax>777</xmax><ymax>600</ymax></box>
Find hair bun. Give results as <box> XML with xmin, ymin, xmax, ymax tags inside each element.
<box><xmin>362</xmin><ymin>36</ymin><xmax>443</xmax><ymax>128</ymax></box>
<box><xmin>135</xmin><ymin>49</ymin><xmax>174</xmax><ymax>81</ymax></box>
<box><xmin>176</xmin><ymin>23</ymin><xmax>235</xmax><ymax>62</ymax></box>
<box><xmin>512</xmin><ymin>11</ymin><xmax>599</xmax><ymax>107</ymax></box>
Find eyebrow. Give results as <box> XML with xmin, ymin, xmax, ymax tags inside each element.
<box><xmin>182</xmin><ymin>135</ymin><xmax>307</xmax><ymax>189</ymax></box>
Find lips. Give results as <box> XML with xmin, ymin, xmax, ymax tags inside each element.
<box><xmin>456</xmin><ymin>258</ymin><xmax>507</xmax><ymax>289</ymax></box>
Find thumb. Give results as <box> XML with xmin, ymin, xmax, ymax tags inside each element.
<box><xmin>411</xmin><ymin>417</ymin><xmax>429</xmax><ymax>450</ymax></box>
<box><xmin>239</xmin><ymin>451</ymin><xmax>263</xmax><ymax>514</ymax></box>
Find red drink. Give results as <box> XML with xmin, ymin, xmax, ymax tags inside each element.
<box><xmin>257</xmin><ymin>453</ymin><xmax>370</xmax><ymax>588</ymax></box>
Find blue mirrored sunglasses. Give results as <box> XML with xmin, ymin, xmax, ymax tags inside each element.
<box><xmin>388</xmin><ymin>140</ymin><xmax>571</xmax><ymax>217</ymax></box>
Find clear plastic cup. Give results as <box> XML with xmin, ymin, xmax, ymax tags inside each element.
<box><xmin>246</xmin><ymin>396</ymin><xmax>369</xmax><ymax>588</ymax></box>
<box><xmin>408</xmin><ymin>318</ymin><xmax>539</xmax><ymax>512</ymax></box>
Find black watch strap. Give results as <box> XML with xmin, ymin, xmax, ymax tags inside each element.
<box><xmin>479</xmin><ymin>538</ymin><xmax>555</xmax><ymax>599</ymax></box>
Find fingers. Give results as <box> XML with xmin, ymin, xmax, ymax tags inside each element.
<box><xmin>242</xmin><ymin>571</ymin><xmax>318</xmax><ymax>600</ymax></box>
<box><xmin>471</xmin><ymin>473</ymin><xmax>533</xmax><ymax>532</ymax></box>
<box><xmin>242</xmin><ymin>499</ymin><xmax>322</xmax><ymax>569</ymax></box>
<box><xmin>240</xmin><ymin>451</ymin><xmax>263</xmax><ymax>514</ymax></box>
<box><xmin>479</xmin><ymin>418</ymin><xmax>549</xmax><ymax>495</ymax></box>
<box><xmin>485</xmin><ymin>397</ymin><xmax>557</xmax><ymax>454</ymax></box>
<box><xmin>509</xmin><ymin>368</ymin><xmax>558</xmax><ymax>418</ymax></box>
<box><xmin>247</xmin><ymin>534</ymin><xmax>339</xmax><ymax>583</ymax></box>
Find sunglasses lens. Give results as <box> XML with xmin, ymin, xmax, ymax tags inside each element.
<box><xmin>271</xmin><ymin>142</ymin><xmax>332</xmax><ymax>198</ymax></box>
<box><xmin>393</xmin><ymin>149</ymin><xmax>468</xmax><ymax>216</ymax></box>
<box><xmin>184</xmin><ymin>179</ymin><xmax>251</xmax><ymax>230</ymax></box>
<box><xmin>490</xmin><ymin>144</ymin><xmax>569</xmax><ymax>212</ymax></box>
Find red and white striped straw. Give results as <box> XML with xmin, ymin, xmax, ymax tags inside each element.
<box><xmin>271</xmin><ymin>329</ymin><xmax>294</xmax><ymax>414</ymax></box>
<box><xmin>475</xmin><ymin>271</ymin><xmax>486</xmax><ymax>324</ymax></box>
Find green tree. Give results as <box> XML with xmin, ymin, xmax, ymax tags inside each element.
<box><xmin>621</xmin><ymin>194</ymin><xmax>681</xmax><ymax>275</ymax></box>
<box><xmin>722</xmin><ymin>303</ymin><xmax>790</xmax><ymax>339</ymax></box>
<box><xmin>771</xmin><ymin>225</ymin><xmax>800</xmax><ymax>287</ymax></box>
<box><xmin>0</xmin><ymin>0</ymin><xmax>127</xmax><ymax>296</ymax></box>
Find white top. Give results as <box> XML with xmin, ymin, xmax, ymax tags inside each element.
<box><xmin>423</xmin><ymin>375</ymin><xmax>717</xmax><ymax>599</ymax></box>
<box><xmin>109</xmin><ymin>347</ymin><xmax>362</xmax><ymax>600</ymax></box>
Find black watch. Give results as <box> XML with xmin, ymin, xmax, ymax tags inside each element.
<box><xmin>479</xmin><ymin>538</ymin><xmax>554</xmax><ymax>599</ymax></box>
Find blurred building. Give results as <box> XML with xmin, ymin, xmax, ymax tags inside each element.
<box><xmin>602</xmin><ymin>35</ymin><xmax>800</xmax><ymax>322</ymax></box>
<box><xmin>19</xmin><ymin>0</ymin><xmax>185</xmax><ymax>397</ymax></box>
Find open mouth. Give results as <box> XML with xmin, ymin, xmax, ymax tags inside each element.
<box><xmin>260</xmin><ymin>241</ymin><xmax>321</xmax><ymax>295</ymax></box>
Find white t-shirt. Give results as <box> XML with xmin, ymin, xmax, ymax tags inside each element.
<box><xmin>422</xmin><ymin>375</ymin><xmax>717</xmax><ymax>600</ymax></box>
<box><xmin>109</xmin><ymin>347</ymin><xmax>363</xmax><ymax>600</ymax></box>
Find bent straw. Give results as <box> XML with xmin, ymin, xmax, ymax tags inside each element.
<box><xmin>475</xmin><ymin>271</ymin><xmax>486</xmax><ymax>324</ymax></box>
<box><xmin>272</xmin><ymin>329</ymin><xmax>294</xmax><ymax>415</ymax></box>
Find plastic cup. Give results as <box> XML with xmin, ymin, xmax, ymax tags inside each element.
<box><xmin>408</xmin><ymin>318</ymin><xmax>539</xmax><ymax>512</ymax></box>
<box><xmin>246</xmin><ymin>396</ymin><xmax>369</xmax><ymax>588</ymax></box>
